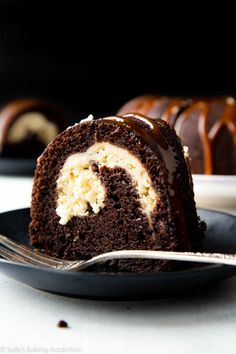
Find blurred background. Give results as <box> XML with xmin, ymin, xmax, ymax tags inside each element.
<box><xmin>0</xmin><ymin>0</ymin><xmax>235</xmax><ymax>123</ymax></box>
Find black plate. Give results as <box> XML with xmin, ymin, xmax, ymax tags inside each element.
<box><xmin>0</xmin><ymin>208</ymin><xmax>236</xmax><ymax>300</ymax></box>
<box><xmin>0</xmin><ymin>158</ymin><xmax>36</xmax><ymax>176</ymax></box>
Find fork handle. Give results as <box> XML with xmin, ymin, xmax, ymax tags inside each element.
<box><xmin>68</xmin><ymin>250</ymin><xmax>236</xmax><ymax>271</ymax></box>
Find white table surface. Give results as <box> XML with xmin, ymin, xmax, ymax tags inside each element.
<box><xmin>0</xmin><ymin>176</ymin><xmax>236</xmax><ymax>354</ymax></box>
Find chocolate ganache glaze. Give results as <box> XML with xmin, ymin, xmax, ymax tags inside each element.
<box><xmin>118</xmin><ymin>95</ymin><xmax>192</xmax><ymax>126</ymax></box>
<box><xmin>175</xmin><ymin>97</ymin><xmax>236</xmax><ymax>175</ymax></box>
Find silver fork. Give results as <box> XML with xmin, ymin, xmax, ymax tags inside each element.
<box><xmin>1</xmin><ymin>234</ymin><xmax>236</xmax><ymax>271</ymax></box>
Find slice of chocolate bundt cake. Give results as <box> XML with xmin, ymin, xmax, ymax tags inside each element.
<box><xmin>30</xmin><ymin>113</ymin><xmax>204</xmax><ymax>272</ymax></box>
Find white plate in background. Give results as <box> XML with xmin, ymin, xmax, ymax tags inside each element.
<box><xmin>193</xmin><ymin>175</ymin><xmax>236</xmax><ymax>215</ymax></box>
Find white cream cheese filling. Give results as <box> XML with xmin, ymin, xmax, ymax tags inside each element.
<box><xmin>56</xmin><ymin>142</ymin><xmax>158</xmax><ymax>225</ymax></box>
<box><xmin>6</xmin><ymin>112</ymin><xmax>59</xmax><ymax>145</ymax></box>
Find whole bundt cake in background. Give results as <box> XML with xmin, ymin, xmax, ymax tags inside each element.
<box><xmin>0</xmin><ymin>99</ymin><xmax>67</xmax><ymax>158</ymax></box>
<box><xmin>117</xmin><ymin>95</ymin><xmax>191</xmax><ymax>125</ymax></box>
<box><xmin>118</xmin><ymin>95</ymin><xmax>236</xmax><ymax>175</ymax></box>
<box><xmin>175</xmin><ymin>97</ymin><xmax>236</xmax><ymax>175</ymax></box>
<box><xmin>30</xmin><ymin>113</ymin><xmax>204</xmax><ymax>272</ymax></box>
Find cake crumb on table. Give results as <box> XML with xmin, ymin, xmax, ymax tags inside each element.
<box><xmin>57</xmin><ymin>320</ymin><xmax>68</xmax><ymax>328</ymax></box>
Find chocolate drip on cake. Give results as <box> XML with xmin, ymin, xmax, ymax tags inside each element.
<box><xmin>117</xmin><ymin>95</ymin><xmax>191</xmax><ymax>126</ymax></box>
<box><xmin>175</xmin><ymin>97</ymin><xmax>236</xmax><ymax>175</ymax></box>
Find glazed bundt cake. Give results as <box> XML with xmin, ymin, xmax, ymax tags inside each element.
<box><xmin>30</xmin><ymin>113</ymin><xmax>204</xmax><ymax>272</ymax></box>
<box><xmin>0</xmin><ymin>98</ymin><xmax>66</xmax><ymax>158</ymax></box>
<box><xmin>118</xmin><ymin>95</ymin><xmax>191</xmax><ymax>126</ymax></box>
<box><xmin>118</xmin><ymin>95</ymin><xmax>236</xmax><ymax>175</ymax></box>
<box><xmin>175</xmin><ymin>97</ymin><xmax>236</xmax><ymax>175</ymax></box>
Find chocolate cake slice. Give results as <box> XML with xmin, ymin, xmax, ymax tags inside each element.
<box><xmin>30</xmin><ymin>113</ymin><xmax>205</xmax><ymax>272</ymax></box>
<box><xmin>0</xmin><ymin>98</ymin><xmax>66</xmax><ymax>158</ymax></box>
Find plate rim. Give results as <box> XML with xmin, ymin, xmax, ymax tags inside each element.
<box><xmin>0</xmin><ymin>157</ymin><xmax>36</xmax><ymax>176</ymax></box>
<box><xmin>193</xmin><ymin>174</ymin><xmax>236</xmax><ymax>183</ymax></box>
<box><xmin>0</xmin><ymin>257</ymin><xmax>234</xmax><ymax>279</ymax></box>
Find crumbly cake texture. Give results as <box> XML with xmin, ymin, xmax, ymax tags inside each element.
<box><xmin>30</xmin><ymin>116</ymin><xmax>205</xmax><ymax>272</ymax></box>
